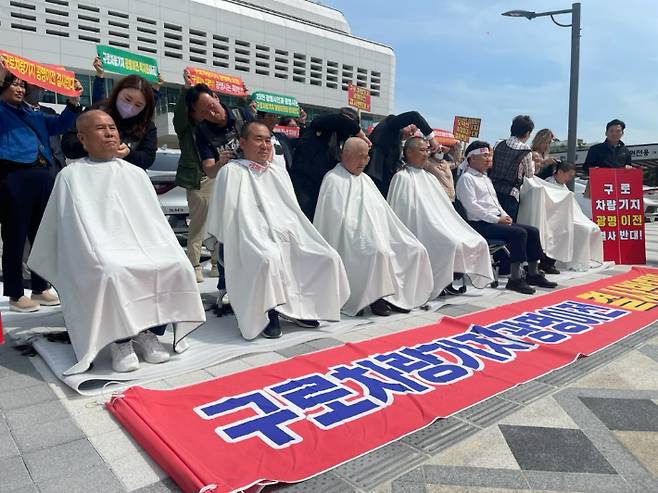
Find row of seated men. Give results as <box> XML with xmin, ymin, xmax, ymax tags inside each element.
<box><xmin>28</xmin><ymin>111</ymin><xmax>562</xmax><ymax>375</ymax></box>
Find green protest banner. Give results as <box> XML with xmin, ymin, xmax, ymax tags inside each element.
<box><xmin>252</xmin><ymin>91</ymin><xmax>300</xmax><ymax>117</ymax></box>
<box><xmin>96</xmin><ymin>45</ymin><xmax>159</xmax><ymax>83</ymax></box>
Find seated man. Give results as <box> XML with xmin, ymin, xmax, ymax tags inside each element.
<box><xmin>455</xmin><ymin>140</ymin><xmax>558</xmax><ymax>294</ymax></box>
<box><xmin>546</xmin><ymin>161</ymin><xmax>603</xmax><ymax>271</ymax></box>
<box><xmin>28</xmin><ymin>111</ymin><xmax>206</xmax><ymax>374</ymax></box>
<box><xmin>387</xmin><ymin>137</ymin><xmax>494</xmax><ymax>300</ymax></box>
<box><xmin>314</xmin><ymin>138</ymin><xmax>433</xmax><ymax>317</ymax></box>
<box><xmin>206</xmin><ymin>121</ymin><xmax>350</xmax><ymax>339</ymax></box>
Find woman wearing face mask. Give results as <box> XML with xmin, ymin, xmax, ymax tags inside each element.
<box><xmin>62</xmin><ymin>73</ymin><xmax>157</xmax><ymax>169</ymax></box>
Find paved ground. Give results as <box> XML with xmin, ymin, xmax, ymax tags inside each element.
<box><xmin>2</xmin><ymin>224</ymin><xmax>658</xmax><ymax>493</ymax></box>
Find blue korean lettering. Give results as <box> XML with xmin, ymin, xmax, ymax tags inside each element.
<box><xmin>195</xmin><ymin>391</ymin><xmax>303</xmax><ymax>449</ymax></box>
<box><xmin>487</xmin><ymin>321</ymin><xmax>568</xmax><ymax>344</ymax></box>
<box><xmin>268</xmin><ymin>373</ymin><xmax>381</xmax><ymax>430</ymax></box>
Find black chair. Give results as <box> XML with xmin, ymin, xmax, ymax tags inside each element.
<box><xmin>454</xmin><ymin>200</ymin><xmax>510</xmax><ymax>288</ymax></box>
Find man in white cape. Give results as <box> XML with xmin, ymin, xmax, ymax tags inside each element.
<box><xmin>387</xmin><ymin>136</ymin><xmax>494</xmax><ymax>300</ymax></box>
<box><xmin>545</xmin><ymin>162</ymin><xmax>603</xmax><ymax>271</ymax></box>
<box><xmin>28</xmin><ymin>111</ymin><xmax>206</xmax><ymax>375</ymax></box>
<box><xmin>314</xmin><ymin>138</ymin><xmax>433</xmax><ymax>316</ymax></box>
<box><xmin>518</xmin><ymin>162</ymin><xmax>604</xmax><ymax>272</ymax></box>
<box><xmin>206</xmin><ymin>121</ymin><xmax>350</xmax><ymax>339</ymax></box>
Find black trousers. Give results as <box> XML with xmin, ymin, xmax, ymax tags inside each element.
<box><xmin>0</xmin><ymin>166</ymin><xmax>54</xmax><ymax>298</ymax></box>
<box><xmin>497</xmin><ymin>193</ymin><xmax>519</xmax><ymax>222</ymax></box>
<box><xmin>469</xmin><ymin>221</ymin><xmax>543</xmax><ymax>264</ymax></box>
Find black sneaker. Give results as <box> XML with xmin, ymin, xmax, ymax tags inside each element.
<box><xmin>278</xmin><ymin>313</ymin><xmax>320</xmax><ymax>328</ymax></box>
<box><xmin>444</xmin><ymin>283</ymin><xmax>466</xmax><ymax>296</ymax></box>
<box><xmin>539</xmin><ymin>262</ymin><xmax>560</xmax><ymax>275</ymax></box>
<box><xmin>370</xmin><ymin>298</ymin><xmax>392</xmax><ymax>316</ymax></box>
<box><xmin>505</xmin><ymin>278</ymin><xmax>536</xmax><ymax>295</ymax></box>
<box><xmin>261</xmin><ymin>313</ymin><xmax>283</xmax><ymax>339</ymax></box>
<box><xmin>384</xmin><ymin>300</ymin><xmax>411</xmax><ymax>313</ymax></box>
<box><xmin>526</xmin><ymin>273</ymin><xmax>558</xmax><ymax>289</ymax></box>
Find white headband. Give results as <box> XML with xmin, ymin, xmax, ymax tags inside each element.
<box><xmin>458</xmin><ymin>147</ymin><xmax>491</xmax><ymax>174</ymax></box>
<box><xmin>466</xmin><ymin>147</ymin><xmax>491</xmax><ymax>159</ymax></box>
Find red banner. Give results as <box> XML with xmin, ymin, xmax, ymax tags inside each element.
<box><xmin>0</xmin><ymin>50</ymin><xmax>80</xmax><ymax>97</ymax></box>
<box><xmin>347</xmin><ymin>83</ymin><xmax>371</xmax><ymax>112</ymax></box>
<box><xmin>108</xmin><ymin>267</ymin><xmax>658</xmax><ymax>493</ymax></box>
<box><xmin>186</xmin><ymin>67</ymin><xmax>247</xmax><ymax>97</ymax></box>
<box><xmin>590</xmin><ymin>168</ymin><xmax>646</xmax><ymax>264</ymax></box>
<box><xmin>433</xmin><ymin>128</ymin><xmax>457</xmax><ymax>146</ymax></box>
<box><xmin>273</xmin><ymin>125</ymin><xmax>300</xmax><ymax>139</ymax></box>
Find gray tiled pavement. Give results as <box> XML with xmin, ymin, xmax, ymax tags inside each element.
<box><xmin>2</xmin><ymin>225</ymin><xmax>658</xmax><ymax>492</ymax></box>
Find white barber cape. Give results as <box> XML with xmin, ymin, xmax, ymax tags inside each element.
<box><xmin>28</xmin><ymin>157</ymin><xmax>206</xmax><ymax>375</ymax></box>
<box><xmin>314</xmin><ymin>164</ymin><xmax>433</xmax><ymax>315</ymax></box>
<box><xmin>387</xmin><ymin>166</ymin><xmax>493</xmax><ymax>299</ymax></box>
<box><xmin>517</xmin><ymin>176</ymin><xmax>574</xmax><ymax>262</ymax></box>
<box><xmin>546</xmin><ymin>176</ymin><xmax>603</xmax><ymax>270</ymax></box>
<box><xmin>207</xmin><ymin>159</ymin><xmax>350</xmax><ymax>339</ymax></box>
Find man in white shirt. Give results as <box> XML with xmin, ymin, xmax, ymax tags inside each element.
<box><xmin>314</xmin><ymin>137</ymin><xmax>433</xmax><ymax>317</ymax></box>
<box><xmin>456</xmin><ymin>140</ymin><xmax>557</xmax><ymax>295</ymax></box>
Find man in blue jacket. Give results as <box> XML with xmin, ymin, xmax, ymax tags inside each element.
<box><xmin>0</xmin><ymin>60</ymin><xmax>82</xmax><ymax>312</ymax></box>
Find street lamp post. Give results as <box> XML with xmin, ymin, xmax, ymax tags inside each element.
<box><xmin>502</xmin><ymin>3</ymin><xmax>581</xmax><ymax>191</ymax></box>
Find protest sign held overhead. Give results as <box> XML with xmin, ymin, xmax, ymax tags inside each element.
<box><xmin>96</xmin><ymin>45</ymin><xmax>159</xmax><ymax>83</ymax></box>
<box><xmin>0</xmin><ymin>50</ymin><xmax>80</xmax><ymax>97</ymax></box>
<box><xmin>186</xmin><ymin>67</ymin><xmax>247</xmax><ymax>97</ymax></box>
<box><xmin>252</xmin><ymin>91</ymin><xmax>300</xmax><ymax>116</ymax></box>
<box><xmin>347</xmin><ymin>83</ymin><xmax>371</xmax><ymax>112</ymax></box>
<box><xmin>453</xmin><ymin>116</ymin><xmax>482</xmax><ymax>142</ymax></box>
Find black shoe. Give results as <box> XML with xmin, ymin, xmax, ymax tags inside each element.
<box><xmin>444</xmin><ymin>283</ymin><xmax>466</xmax><ymax>296</ymax></box>
<box><xmin>262</xmin><ymin>311</ymin><xmax>282</xmax><ymax>339</ymax></box>
<box><xmin>505</xmin><ymin>278</ymin><xmax>536</xmax><ymax>295</ymax></box>
<box><xmin>384</xmin><ymin>300</ymin><xmax>411</xmax><ymax>314</ymax></box>
<box><xmin>539</xmin><ymin>263</ymin><xmax>560</xmax><ymax>275</ymax></box>
<box><xmin>278</xmin><ymin>313</ymin><xmax>320</xmax><ymax>328</ymax></box>
<box><xmin>355</xmin><ymin>309</ymin><xmax>365</xmax><ymax>317</ymax></box>
<box><xmin>526</xmin><ymin>273</ymin><xmax>558</xmax><ymax>289</ymax></box>
<box><xmin>370</xmin><ymin>298</ymin><xmax>392</xmax><ymax>316</ymax></box>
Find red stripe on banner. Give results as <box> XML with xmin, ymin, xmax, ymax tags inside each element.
<box><xmin>108</xmin><ymin>267</ymin><xmax>658</xmax><ymax>493</ymax></box>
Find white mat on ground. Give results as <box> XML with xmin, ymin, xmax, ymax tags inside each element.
<box><xmin>31</xmin><ymin>314</ymin><xmax>368</xmax><ymax>396</ymax></box>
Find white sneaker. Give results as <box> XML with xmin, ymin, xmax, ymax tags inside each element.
<box><xmin>133</xmin><ymin>331</ymin><xmax>170</xmax><ymax>364</ymax></box>
<box><xmin>111</xmin><ymin>341</ymin><xmax>139</xmax><ymax>372</ymax></box>
<box><xmin>208</xmin><ymin>264</ymin><xmax>220</xmax><ymax>278</ymax></box>
<box><xmin>174</xmin><ymin>338</ymin><xmax>190</xmax><ymax>354</ymax></box>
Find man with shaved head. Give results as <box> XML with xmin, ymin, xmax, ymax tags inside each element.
<box><xmin>29</xmin><ymin>110</ymin><xmax>205</xmax><ymax>375</ymax></box>
<box><xmin>314</xmin><ymin>137</ymin><xmax>433</xmax><ymax>317</ymax></box>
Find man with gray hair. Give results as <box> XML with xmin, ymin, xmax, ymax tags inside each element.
<box><xmin>314</xmin><ymin>137</ymin><xmax>433</xmax><ymax>317</ymax></box>
<box><xmin>388</xmin><ymin>136</ymin><xmax>493</xmax><ymax>299</ymax></box>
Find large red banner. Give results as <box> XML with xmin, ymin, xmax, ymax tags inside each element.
<box><xmin>590</xmin><ymin>167</ymin><xmax>646</xmax><ymax>264</ymax></box>
<box><xmin>0</xmin><ymin>50</ymin><xmax>80</xmax><ymax>97</ymax></box>
<box><xmin>108</xmin><ymin>268</ymin><xmax>658</xmax><ymax>493</ymax></box>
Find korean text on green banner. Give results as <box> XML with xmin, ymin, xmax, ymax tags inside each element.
<box><xmin>96</xmin><ymin>45</ymin><xmax>158</xmax><ymax>83</ymax></box>
<box><xmin>348</xmin><ymin>83</ymin><xmax>371</xmax><ymax>112</ymax></box>
<box><xmin>253</xmin><ymin>91</ymin><xmax>300</xmax><ymax>117</ymax></box>
<box><xmin>0</xmin><ymin>50</ymin><xmax>80</xmax><ymax>97</ymax></box>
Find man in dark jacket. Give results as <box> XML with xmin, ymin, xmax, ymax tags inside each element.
<box><xmin>180</xmin><ymin>81</ymin><xmax>253</xmax><ymax>283</ymax></box>
<box><xmin>290</xmin><ymin>107</ymin><xmax>370</xmax><ymax>219</ymax></box>
<box><xmin>583</xmin><ymin>119</ymin><xmax>632</xmax><ymax>176</ymax></box>
<box><xmin>366</xmin><ymin>111</ymin><xmax>439</xmax><ymax>196</ymax></box>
